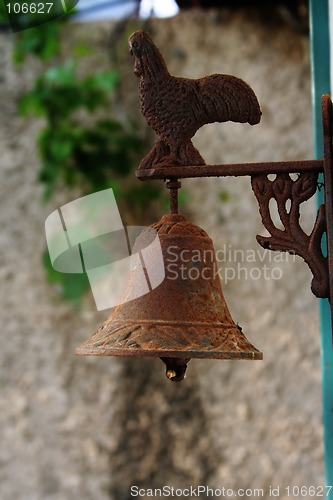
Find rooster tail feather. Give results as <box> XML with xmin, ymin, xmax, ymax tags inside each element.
<box><xmin>197</xmin><ymin>74</ymin><xmax>261</xmax><ymax>126</ymax></box>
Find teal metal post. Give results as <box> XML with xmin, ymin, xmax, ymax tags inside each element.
<box><xmin>309</xmin><ymin>0</ymin><xmax>333</xmax><ymax>487</ymax></box>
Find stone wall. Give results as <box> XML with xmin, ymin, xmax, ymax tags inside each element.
<box><xmin>0</xmin><ymin>9</ymin><xmax>324</xmax><ymax>500</ymax></box>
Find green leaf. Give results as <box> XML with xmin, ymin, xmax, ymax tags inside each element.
<box><xmin>0</xmin><ymin>3</ymin><xmax>9</xmax><ymax>23</ymax></box>
<box><xmin>218</xmin><ymin>190</ymin><xmax>231</xmax><ymax>203</ymax></box>
<box><xmin>72</xmin><ymin>42</ymin><xmax>93</xmax><ymax>58</ymax></box>
<box><xmin>18</xmin><ymin>92</ymin><xmax>45</xmax><ymax>116</ymax></box>
<box><xmin>125</xmin><ymin>184</ymin><xmax>162</xmax><ymax>207</ymax></box>
<box><xmin>13</xmin><ymin>22</ymin><xmax>61</xmax><ymax>63</ymax></box>
<box><xmin>42</xmin><ymin>250</ymin><xmax>90</xmax><ymax>304</ymax></box>
<box><xmin>43</xmin><ymin>60</ymin><xmax>76</xmax><ymax>84</ymax></box>
<box><xmin>90</xmin><ymin>70</ymin><xmax>119</xmax><ymax>91</ymax></box>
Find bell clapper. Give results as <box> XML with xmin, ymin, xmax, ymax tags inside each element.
<box><xmin>161</xmin><ymin>357</ymin><xmax>190</xmax><ymax>382</ymax></box>
<box><xmin>166</xmin><ymin>370</ymin><xmax>177</xmax><ymax>380</ymax></box>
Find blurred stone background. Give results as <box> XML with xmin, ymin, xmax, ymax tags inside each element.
<box><xmin>0</xmin><ymin>7</ymin><xmax>324</xmax><ymax>500</ymax></box>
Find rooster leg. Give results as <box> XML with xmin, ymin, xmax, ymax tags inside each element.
<box><xmin>138</xmin><ymin>139</ymin><xmax>206</xmax><ymax>169</ymax></box>
<box><xmin>147</xmin><ymin>139</ymin><xmax>206</xmax><ymax>168</ymax></box>
<box><xmin>138</xmin><ymin>140</ymin><xmax>170</xmax><ymax>169</ymax></box>
<box><xmin>157</xmin><ymin>140</ymin><xmax>206</xmax><ymax>167</ymax></box>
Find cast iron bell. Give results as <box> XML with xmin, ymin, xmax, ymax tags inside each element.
<box><xmin>76</xmin><ymin>213</ymin><xmax>262</xmax><ymax>381</ymax></box>
<box><xmin>76</xmin><ymin>31</ymin><xmax>264</xmax><ymax>381</ymax></box>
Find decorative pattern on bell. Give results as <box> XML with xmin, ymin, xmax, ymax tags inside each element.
<box><xmin>77</xmin><ymin>214</ymin><xmax>262</xmax><ymax>381</ymax></box>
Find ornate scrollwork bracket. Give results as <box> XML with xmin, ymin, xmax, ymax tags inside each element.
<box><xmin>251</xmin><ymin>172</ymin><xmax>328</xmax><ymax>298</ymax></box>
<box><xmin>249</xmin><ymin>95</ymin><xmax>332</xmax><ymax>304</ymax></box>
<box><xmin>137</xmin><ymin>94</ymin><xmax>333</xmax><ymax>331</ymax></box>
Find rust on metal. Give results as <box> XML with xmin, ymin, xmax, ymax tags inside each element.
<box><xmin>129</xmin><ymin>30</ymin><xmax>331</xmax><ymax>308</ymax></box>
<box><xmin>166</xmin><ymin>179</ymin><xmax>181</xmax><ymax>214</ymax></box>
<box><xmin>76</xmin><ymin>214</ymin><xmax>263</xmax><ymax>381</ymax></box>
<box><xmin>251</xmin><ymin>172</ymin><xmax>328</xmax><ymax>298</ymax></box>
<box><xmin>136</xmin><ymin>159</ymin><xmax>323</xmax><ymax>181</ymax></box>
<box><xmin>129</xmin><ymin>30</ymin><xmax>261</xmax><ymax>170</ymax></box>
<box><xmin>78</xmin><ymin>32</ymin><xmax>333</xmax><ymax>380</ymax></box>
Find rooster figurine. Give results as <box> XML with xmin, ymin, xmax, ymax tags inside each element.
<box><xmin>129</xmin><ymin>30</ymin><xmax>261</xmax><ymax>170</ymax></box>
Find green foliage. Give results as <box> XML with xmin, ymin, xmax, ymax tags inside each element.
<box><xmin>125</xmin><ymin>183</ymin><xmax>162</xmax><ymax>207</ymax></box>
<box><xmin>0</xmin><ymin>2</ymin><xmax>8</xmax><ymax>22</ymax></box>
<box><xmin>43</xmin><ymin>250</ymin><xmax>90</xmax><ymax>305</ymax></box>
<box><xmin>0</xmin><ymin>1</ymin><xmax>77</xmax><ymax>62</ymax></box>
<box><xmin>19</xmin><ymin>61</ymin><xmax>146</xmax><ymax>201</ymax></box>
<box><xmin>0</xmin><ymin>10</ymin><xmax>60</xmax><ymax>62</ymax></box>
<box><xmin>13</xmin><ymin>19</ymin><xmax>164</xmax><ymax>306</ymax></box>
<box><xmin>13</xmin><ymin>22</ymin><xmax>62</xmax><ymax>63</ymax></box>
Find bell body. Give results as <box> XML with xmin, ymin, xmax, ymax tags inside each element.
<box><xmin>77</xmin><ymin>213</ymin><xmax>262</xmax><ymax>379</ymax></box>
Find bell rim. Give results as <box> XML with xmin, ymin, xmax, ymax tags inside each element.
<box><xmin>76</xmin><ymin>345</ymin><xmax>263</xmax><ymax>360</ymax></box>
<box><xmin>76</xmin><ymin>319</ymin><xmax>263</xmax><ymax>360</ymax></box>
<box><xmin>76</xmin><ymin>347</ymin><xmax>263</xmax><ymax>359</ymax></box>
